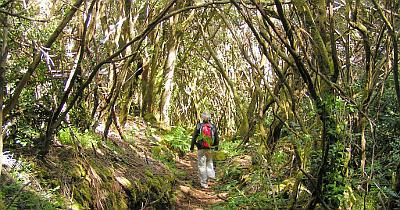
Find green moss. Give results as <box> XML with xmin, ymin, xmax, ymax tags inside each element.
<box><xmin>104</xmin><ymin>182</ymin><xmax>128</xmax><ymax>210</ymax></box>
<box><xmin>89</xmin><ymin>160</ymin><xmax>112</xmax><ymax>180</ymax></box>
<box><xmin>151</xmin><ymin>145</ymin><xmax>175</xmax><ymax>164</ymax></box>
<box><xmin>73</xmin><ymin>164</ymin><xmax>86</xmax><ymax>179</ymax></box>
<box><xmin>140</xmin><ymin>171</ymin><xmax>174</xmax><ymax>206</ymax></box>
<box><xmin>58</xmin><ymin>128</ymin><xmax>72</xmax><ymax>145</ymax></box>
<box><xmin>0</xmin><ymin>197</ymin><xmax>5</xmax><ymax>209</ymax></box>
<box><xmin>73</xmin><ymin>180</ymin><xmax>91</xmax><ymax>208</ymax></box>
<box><xmin>144</xmin><ymin>113</ymin><xmax>157</xmax><ymax>123</ymax></box>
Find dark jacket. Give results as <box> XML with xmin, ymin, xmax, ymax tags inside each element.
<box><xmin>190</xmin><ymin>122</ymin><xmax>219</xmax><ymax>151</ymax></box>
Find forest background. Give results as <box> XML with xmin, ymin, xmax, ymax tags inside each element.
<box><xmin>0</xmin><ymin>0</ymin><xmax>400</xmax><ymax>209</ymax></box>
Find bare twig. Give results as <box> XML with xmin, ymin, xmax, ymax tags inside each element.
<box><xmin>0</xmin><ymin>0</ymin><xmax>14</xmax><ymax>8</ymax></box>
<box><xmin>0</xmin><ymin>9</ymin><xmax>48</xmax><ymax>22</ymax></box>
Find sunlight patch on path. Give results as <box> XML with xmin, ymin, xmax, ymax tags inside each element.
<box><xmin>173</xmin><ymin>154</ymin><xmax>226</xmax><ymax>209</ymax></box>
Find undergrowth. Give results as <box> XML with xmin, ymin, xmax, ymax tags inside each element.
<box><xmin>161</xmin><ymin>126</ymin><xmax>192</xmax><ymax>156</ymax></box>
<box><xmin>151</xmin><ymin>126</ymin><xmax>192</xmax><ymax>179</ymax></box>
<box><xmin>3</xmin><ymin>122</ymin><xmax>393</xmax><ymax>209</ymax></box>
<box><xmin>1</xmin><ymin>123</ymin><xmax>176</xmax><ymax>210</ymax></box>
<box><xmin>208</xmin><ymin>138</ymin><xmax>395</xmax><ymax>209</ymax></box>
<box><xmin>0</xmin><ymin>156</ymin><xmax>64</xmax><ymax>209</ymax></box>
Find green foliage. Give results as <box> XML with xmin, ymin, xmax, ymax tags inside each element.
<box><xmin>215</xmin><ymin>163</ymin><xmax>289</xmax><ymax>209</ymax></box>
<box><xmin>272</xmin><ymin>149</ymin><xmax>290</xmax><ymax>166</ymax></box>
<box><xmin>321</xmin><ymin>141</ymin><xmax>347</xmax><ymax>207</ymax></box>
<box><xmin>0</xmin><ymin>182</ymin><xmax>61</xmax><ymax>210</ymax></box>
<box><xmin>223</xmin><ymin>191</ymin><xmax>274</xmax><ymax>209</ymax></box>
<box><xmin>213</xmin><ymin>141</ymin><xmax>283</xmax><ymax>209</ymax></box>
<box><xmin>161</xmin><ymin>126</ymin><xmax>192</xmax><ymax>156</ymax></box>
<box><xmin>221</xmin><ymin>163</ymin><xmax>242</xmax><ymax>183</ymax></box>
<box><xmin>390</xmin><ymin>137</ymin><xmax>400</xmax><ymax>166</ymax></box>
<box><xmin>6</xmin><ymin>97</ymin><xmax>53</xmax><ymax>149</ymax></box>
<box><xmin>58</xmin><ymin>127</ymin><xmax>101</xmax><ymax>148</ymax></box>
<box><xmin>68</xmin><ymin>105</ymin><xmax>93</xmax><ymax>130</ymax></box>
<box><xmin>151</xmin><ymin>145</ymin><xmax>176</xmax><ymax>165</ymax></box>
<box><xmin>0</xmin><ymin>158</ymin><xmax>65</xmax><ymax>209</ymax></box>
<box><xmin>4</xmin><ymin>47</ymin><xmax>64</xmax><ymax>150</ymax></box>
<box><xmin>218</xmin><ymin>140</ymin><xmax>244</xmax><ymax>158</ymax></box>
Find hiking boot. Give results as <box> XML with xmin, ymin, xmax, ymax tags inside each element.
<box><xmin>201</xmin><ymin>184</ymin><xmax>209</xmax><ymax>189</ymax></box>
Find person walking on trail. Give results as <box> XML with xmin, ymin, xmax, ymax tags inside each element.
<box><xmin>190</xmin><ymin>112</ymin><xmax>219</xmax><ymax>189</ymax></box>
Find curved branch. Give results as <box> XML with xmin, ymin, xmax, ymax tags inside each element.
<box><xmin>0</xmin><ymin>9</ymin><xmax>48</xmax><ymax>22</ymax></box>
<box><xmin>370</xmin><ymin>0</ymin><xmax>400</xmax><ymax>109</ymax></box>
<box><xmin>46</xmin><ymin>0</ymin><xmax>179</xmax><ymax>141</ymax></box>
<box><xmin>4</xmin><ymin>0</ymin><xmax>85</xmax><ymax>117</ymax></box>
<box><xmin>0</xmin><ymin>0</ymin><xmax>14</xmax><ymax>8</ymax></box>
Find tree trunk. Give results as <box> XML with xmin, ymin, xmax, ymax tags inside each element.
<box><xmin>38</xmin><ymin>1</ymin><xmax>176</xmax><ymax>156</ymax></box>
<box><xmin>117</xmin><ymin>0</ymin><xmax>136</xmax><ymax>126</ymax></box>
<box><xmin>141</xmin><ymin>59</ymin><xmax>150</xmax><ymax>115</ymax></box>
<box><xmin>396</xmin><ymin>164</ymin><xmax>400</xmax><ymax>193</ymax></box>
<box><xmin>91</xmin><ymin>85</ymin><xmax>100</xmax><ymax>131</ymax></box>
<box><xmin>142</xmin><ymin>29</ymin><xmax>161</xmax><ymax>116</ymax></box>
<box><xmin>4</xmin><ymin>0</ymin><xmax>85</xmax><ymax>117</ymax></box>
<box><xmin>160</xmin><ymin>16</ymin><xmax>180</xmax><ymax>126</ymax></box>
<box><xmin>142</xmin><ymin>62</ymin><xmax>155</xmax><ymax>114</ymax></box>
<box><xmin>0</xmin><ymin>14</ymin><xmax>8</xmax><ymax>176</ymax></box>
<box><xmin>370</xmin><ymin>0</ymin><xmax>400</xmax><ymax>109</ymax></box>
<box><xmin>360</xmin><ymin>118</ymin><xmax>367</xmax><ymax>176</ymax></box>
<box><xmin>160</xmin><ymin>41</ymin><xmax>178</xmax><ymax>126</ymax></box>
<box><xmin>119</xmin><ymin>58</ymin><xmax>140</xmax><ymax>126</ymax></box>
<box><xmin>103</xmin><ymin>66</ymin><xmax>119</xmax><ymax>140</ymax></box>
<box><xmin>43</xmin><ymin>1</ymin><xmax>95</xmax><ymax>155</ymax></box>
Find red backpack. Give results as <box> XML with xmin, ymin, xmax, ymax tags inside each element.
<box><xmin>198</xmin><ymin>123</ymin><xmax>213</xmax><ymax>148</ymax></box>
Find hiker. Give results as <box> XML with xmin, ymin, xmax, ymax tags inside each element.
<box><xmin>190</xmin><ymin>112</ymin><xmax>219</xmax><ymax>189</ymax></box>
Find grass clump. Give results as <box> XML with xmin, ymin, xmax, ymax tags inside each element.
<box><xmin>0</xmin><ymin>157</ymin><xmax>65</xmax><ymax>210</ymax></box>
<box><xmin>58</xmin><ymin>127</ymin><xmax>101</xmax><ymax>149</ymax></box>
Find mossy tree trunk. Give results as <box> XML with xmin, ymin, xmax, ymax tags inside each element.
<box><xmin>199</xmin><ymin>17</ymin><xmax>249</xmax><ymax>140</ymax></box>
<box><xmin>159</xmin><ymin>1</ymin><xmax>197</xmax><ymax>126</ymax></box>
<box><xmin>117</xmin><ymin>0</ymin><xmax>135</xmax><ymax>126</ymax></box>
<box><xmin>3</xmin><ymin>0</ymin><xmax>85</xmax><ymax>118</ymax></box>
<box><xmin>160</xmin><ymin>14</ymin><xmax>180</xmax><ymax>126</ymax></box>
<box><xmin>142</xmin><ymin>26</ymin><xmax>161</xmax><ymax>117</ymax></box>
<box><xmin>0</xmin><ymin>13</ymin><xmax>8</xmax><ymax>176</ymax></box>
<box><xmin>238</xmin><ymin>0</ymin><xmax>344</xmax><ymax>208</ymax></box>
<box><xmin>43</xmin><ymin>0</ymin><xmax>95</xmax><ymax>155</ymax></box>
<box><xmin>371</xmin><ymin>0</ymin><xmax>400</xmax><ymax>207</ymax></box>
<box><xmin>290</xmin><ymin>1</ymin><xmax>343</xmax><ymax>208</ymax></box>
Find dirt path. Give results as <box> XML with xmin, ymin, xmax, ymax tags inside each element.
<box><xmin>122</xmin><ymin>121</ymin><xmax>227</xmax><ymax>209</ymax></box>
<box><xmin>173</xmin><ymin>152</ymin><xmax>227</xmax><ymax>210</ymax></box>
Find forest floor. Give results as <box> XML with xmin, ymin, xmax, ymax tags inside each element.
<box><xmin>98</xmin><ymin>129</ymin><xmax>229</xmax><ymax>209</ymax></box>
<box><xmin>130</xmin><ymin>122</ymin><xmax>228</xmax><ymax>209</ymax></box>
<box><xmin>172</xmin><ymin>152</ymin><xmax>227</xmax><ymax>209</ymax></box>
<box><xmin>121</xmin><ymin>120</ymin><xmax>229</xmax><ymax>209</ymax></box>
<box><xmin>0</xmin><ymin>119</ymin><xmax>230</xmax><ymax>209</ymax></box>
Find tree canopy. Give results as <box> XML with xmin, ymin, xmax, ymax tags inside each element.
<box><xmin>1</xmin><ymin>0</ymin><xmax>400</xmax><ymax>209</ymax></box>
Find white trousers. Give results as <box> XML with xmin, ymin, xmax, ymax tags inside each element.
<box><xmin>197</xmin><ymin>149</ymin><xmax>215</xmax><ymax>187</ymax></box>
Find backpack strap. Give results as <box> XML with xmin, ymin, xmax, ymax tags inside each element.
<box><xmin>196</xmin><ymin>123</ymin><xmax>203</xmax><ymax>134</ymax></box>
<box><xmin>210</xmin><ymin>124</ymin><xmax>215</xmax><ymax>146</ymax></box>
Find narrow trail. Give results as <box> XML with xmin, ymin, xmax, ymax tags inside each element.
<box><xmin>123</xmin><ymin>121</ymin><xmax>228</xmax><ymax>209</ymax></box>
<box><xmin>173</xmin><ymin>152</ymin><xmax>227</xmax><ymax>210</ymax></box>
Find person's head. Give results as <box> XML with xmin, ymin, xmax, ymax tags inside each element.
<box><xmin>201</xmin><ymin>112</ymin><xmax>211</xmax><ymax>123</ymax></box>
